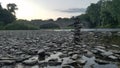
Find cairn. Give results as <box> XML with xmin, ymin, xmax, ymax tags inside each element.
<box><xmin>73</xmin><ymin>18</ymin><xmax>82</xmax><ymax>45</ymax></box>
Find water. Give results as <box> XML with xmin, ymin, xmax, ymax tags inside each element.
<box><xmin>1</xmin><ymin>52</ymin><xmax>118</xmax><ymax>68</ymax></box>
<box><xmin>53</xmin><ymin>29</ymin><xmax>120</xmax><ymax>32</ymax></box>
<box><xmin>82</xmin><ymin>56</ymin><xmax>118</xmax><ymax>68</ymax></box>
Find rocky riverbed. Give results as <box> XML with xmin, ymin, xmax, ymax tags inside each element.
<box><xmin>0</xmin><ymin>30</ymin><xmax>120</xmax><ymax>68</ymax></box>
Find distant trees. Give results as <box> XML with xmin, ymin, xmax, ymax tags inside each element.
<box><xmin>40</xmin><ymin>23</ymin><xmax>60</xmax><ymax>29</ymax></box>
<box><xmin>77</xmin><ymin>0</ymin><xmax>120</xmax><ymax>28</ymax></box>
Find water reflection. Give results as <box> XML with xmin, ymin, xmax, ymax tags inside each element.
<box><xmin>1</xmin><ymin>54</ymin><xmax>119</xmax><ymax>68</ymax></box>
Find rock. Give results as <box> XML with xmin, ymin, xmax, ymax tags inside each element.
<box><xmin>77</xmin><ymin>59</ymin><xmax>87</xmax><ymax>65</ymax></box>
<box><xmin>96</xmin><ymin>46</ymin><xmax>105</xmax><ymax>49</ymax></box>
<box><xmin>108</xmin><ymin>55</ymin><xmax>118</xmax><ymax>60</ymax></box>
<box><xmin>101</xmin><ymin>51</ymin><xmax>113</xmax><ymax>57</ymax></box>
<box><xmin>38</xmin><ymin>49</ymin><xmax>45</xmax><ymax>61</ymax></box>
<box><xmin>48</xmin><ymin>58</ymin><xmax>58</xmax><ymax>62</ymax></box>
<box><xmin>48</xmin><ymin>61</ymin><xmax>62</xmax><ymax>66</ymax></box>
<box><xmin>62</xmin><ymin>58</ymin><xmax>76</xmax><ymax>65</ymax></box>
<box><xmin>62</xmin><ymin>65</ymin><xmax>73</xmax><ymax>68</ymax></box>
<box><xmin>68</xmin><ymin>52</ymin><xmax>74</xmax><ymax>56</ymax></box>
<box><xmin>59</xmin><ymin>54</ymin><xmax>67</xmax><ymax>58</ymax></box>
<box><xmin>0</xmin><ymin>60</ymin><xmax>15</xmax><ymax>65</ymax></box>
<box><xmin>95</xmin><ymin>59</ymin><xmax>110</xmax><ymax>64</ymax></box>
<box><xmin>95</xmin><ymin>48</ymin><xmax>106</xmax><ymax>53</ymax></box>
<box><xmin>38</xmin><ymin>61</ymin><xmax>47</xmax><ymax>66</ymax></box>
<box><xmin>85</xmin><ymin>51</ymin><xmax>94</xmax><ymax>58</ymax></box>
<box><xmin>71</xmin><ymin>54</ymin><xmax>79</xmax><ymax>60</ymax></box>
<box><xmin>48</xmin><ymin>58</ymin><xmax>62</xmax><ymax>66</ymax></box>
<box><xmin>112</xmin><ymin>45</ymin><xmax>119</xmax><ymax>48</ymax></box>
<box><xmin>22</xmin><ymin>57</ymin><xmax>38</xmax><ymax>65</ymax></box>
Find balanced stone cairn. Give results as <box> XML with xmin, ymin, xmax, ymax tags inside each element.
<box><xmin>73</xmin><ymin>18</ymin><xmax>82</xmax><ymax>45</ymax></box>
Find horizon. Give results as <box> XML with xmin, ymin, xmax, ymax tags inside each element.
<box><xmin>1</xmin><ymin>0</ymin><xmax>99</xmax><ymax>20</ymax></box>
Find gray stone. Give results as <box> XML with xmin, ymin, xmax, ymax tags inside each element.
<box><xmin>108</xmin><ymin>55</ymin><xmax>118</xmax><ymax>60</ymax></box>
<box><xmin>95</xmin><ymin>59</ymin><xmax>110</xmax><ymax>64</ymax></box>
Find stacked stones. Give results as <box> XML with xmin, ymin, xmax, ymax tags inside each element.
<box><xmin>73</xmin><ymin>18</ymin><xmax>82</xmax><ymax>45</ymax></box>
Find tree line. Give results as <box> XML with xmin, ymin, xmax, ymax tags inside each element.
<box><xmin>77</xmin><ymin>0</ymin><xmax>120</xmax><ymax>28</ymax></box>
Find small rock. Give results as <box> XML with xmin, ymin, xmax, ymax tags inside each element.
<box><xmin>108</xmin><ymin>55</ymin><xmax>118</xmax><ymax>60</ymax></box>
<box><xmin>95</xmin><ymin>59</ymin><xmax>110</xmax><ymax>64</ymax></box>
<box><xmin>77</xmin><ymin>59</ymin><xmax>87</xmax><ymax>65</ymax></box>
<box><xmin>38</xmin><ymin>49</ymin><xmax>45</xmax><ymax>61</ymax></box>
<box><xmin>71</xmin><ymin>54</ymin><xmax>79</xmax><ymax>60</ymax></box>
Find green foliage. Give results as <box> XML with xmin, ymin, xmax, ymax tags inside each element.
<box><xmin>0</xmin><ymin>21</ymin><xmax>5</xmax><ymax>30</ymax></box>
<box><xmin>83</xmin><ymin>0</ymin><xmax>120</xmax><ymax>28</ymax></box>
<box><xmin>0</xmin><ymin>3</ymin><xmax>16</xmax><ymax>25</ymax></box>
<box><xmin>40</xmin><ymin>23</ymin><xmax>60</xmax><ymax>29</ymax></box>
<box><xmin>86</xmin><ymin>3</ymin><xmax>101</xmax><ymax>27</ymax></box>
<box><xmin>4</xmin><ymin>23</ymin><xmax>39</xmax><ymax>30</ymax></box>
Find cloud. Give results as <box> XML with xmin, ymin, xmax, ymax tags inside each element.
<box><xmin>57</xmin><ymin>8</ymin><xmax>86</xmax><ymax>13</ymax></box>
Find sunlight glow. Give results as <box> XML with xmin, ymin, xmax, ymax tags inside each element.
<box><xmin>1</xmin><ymin>0</ymin><xmax>99</xmax><ymax>20</ymax></box>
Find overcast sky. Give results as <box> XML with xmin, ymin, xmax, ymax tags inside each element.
<box><xmin>1</xmin><ymin>0</ymin><xmax>99</xmax><ymax>20</ymax></box>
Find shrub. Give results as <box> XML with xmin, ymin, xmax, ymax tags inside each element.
<box><xmin>4</xmin><ymin>23</ymin><xmax>39</xmax><ymax>30</ymax></box>
<box><xmin>40</xmin><ymin>23</ymin><xmax>60</xmax><ymax>29</ymax></box>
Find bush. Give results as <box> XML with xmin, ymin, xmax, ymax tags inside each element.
<box><xmin>4</xmin><ymin>23</ymin><xmax>39</xmax><ymax>30</ymax></box>
<box><xmin>40</xmin><ymin>23</ymin><xmax>60</xmax><ymax>29</ymax></box>
<box><xmin>0</xmin><ymin>21</ymin><xmax>5</xmax><ymax>30</ymax></box>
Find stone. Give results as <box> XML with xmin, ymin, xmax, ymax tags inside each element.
<box><xmin>77</xmin><ymin>59</ymin><xmax>87</xmax><ymax>65</ymax></box>
<box><xmin>95</xmin><ymin>59</ymin><xmax>110</xmax><ymax>64</ymax></box>
<box><xmin>85</xmin><ymin>51</ymin><xmax>94</xmax><ymax>58</ymax></box>
<box><xmin>62</xmin><ymin>65</ymin><xmax>74</xmax><ymax>68</ymax></box>
<box><xmin>108</xmin><ymin>55</ymin><xmax>118</xmax><ymax>60</ymax></box>
<box><xmin>38</xmin><ymin>49</ymin><xmax>45</xmax><ymax>61</ymax></box>
<box><xmin>71</xmin><ymin>54</ymin><xmax>79</xmax><ymax>60</ymax></box>
<box><xmin>101</xmin><ymin>51</ymin><xmax>113</xmax><ymax>57</ymax></box>
<box><xmin>0</xmin><ymin>60</ymin><xmax>15</xmax><ymax>65</ymax></box>
<box><xmin>22</xmin><ymin>57</ymin><xmax>38</xmax><ymax>65</ymax></box>
<box><xmin>62</xmin><ymin>65</ymin><xmax>73</xmax><ymax>68</ymax></box>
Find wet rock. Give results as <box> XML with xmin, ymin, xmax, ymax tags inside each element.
<box><xmin>112</xmin><ymin>45</ymin><xmax>119</xmax><ymax>48</ymax></box>
<box><xmin>71</xmin><ymin>54</ymin><xmax>79</xmax><ymax>60</ymax></box>
<box><xmin>22</xmin><ymin>57</ymin><xmax>38</xmax><ymax>65</ymax></box>
<box><xmin>101</xmin><ymin>51</ymin><xmax>113</xmax><ymax>57</ymax></box>
<box><xmin>108</xmin><ymin>55</ymin><xmax>118</xmax><ymax>60</ymax></box>
<box><xmin>48</xmin><ymin>58</ymin><xmax>62</xmax><ymax>66</ymax></box>
<box><xmin>77</xmin><ymin>59</ymin><xmax>87</xmax><ymax>65</ymax></box>
<box><xmin>62</xmin><ymin>65</ymin><xmax>73</xmax><ymax>68</ymax></box>
<box><xmin>59</xmin><ymin>54</ymin><xmax>67</xmax><ymax>58</ymax></box>
<box><xmin>38</xmin><ymin>49</ymin><xmax>45</xmax><ymax>61</ymax></box>
<box><xmin>38</xmin><ymin>61</ymin><xmax>47</xmax><ymax>66</ymax></box>
<box><xmin>85</xmin><ymin>51</ymin><xmax>94</xmax><ymax>58</ymax></box>
<box><xmin>95</xmin><ymin>59</ymin><xmax>110</xmax><ymax>64</ymax></box>
<box><xmin>68</xmin><ymin>52</ymin><xmax>74</xmax><ymax>56</ymax></box>
<box><xmin>95</xmin><ymin>48</ymin><xmax>106</xmax><ymax>53</ymax></box>
<box><xmin>0</xmin><ymin>59</ymin><xmax>15</xmax><ymax>65</ymax></box>
<box><xmin>48</xmin><ymin>61</ymin><xmax>62</xmax><ymax>66</ymax></box>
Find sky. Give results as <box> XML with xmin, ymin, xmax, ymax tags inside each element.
<box><xmin>0</xmin><ymin>0</ymin><xmax>99</xmax><ymax>20</ymax></box>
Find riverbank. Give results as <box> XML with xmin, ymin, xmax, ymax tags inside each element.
<box><xmin>0</xmin><ymin>30</ymin><xmax>120</xmax><ymax>68</ymax></box>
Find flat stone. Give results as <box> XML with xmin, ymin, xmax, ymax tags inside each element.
<box><xmin>77</xmin><ymin>59</ymin><xmax>87</xmax><ymax>65</ymax></box>
<box><xmin>95</xmin><ymin>59</ymin><xmax>110</xmax><ymax>64</ymax></box>
<box><xmin>101</xmin><ymin>51</ymin><xmax>113</xmax><ymax>57</ymax></box>
<box><xmin>108</xmin><ymin>55</ymin><xmax>118</xmax><ymax>60</ymax></box>
<box><xmin>0</xmin><ymin>59</ymin><xmax>16</xmax><ymax>65</ymax></box>
<box><xmin>71</xmin><ymin>54</ymin><xmax>79</xmax><ymax>60</ymax></box>
<box><xmin>22</xmin><ymin>57</ymin><xmax>38</xmax><ymax>65</ymax></box>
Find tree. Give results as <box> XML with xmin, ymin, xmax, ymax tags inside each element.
<box><xmin>0</xmin><ymin>3</ymin><xmax>16</xmax><ymax>24</ymax></box>
<box><xmin>86</xmin><ymin>3</ymin><xmax>101</xmax><ymax>28</ymax></box>
<box><xmin>7</xmin><ymin>3</ymin><xmax>18</xmax><ymax>15</ymax></box>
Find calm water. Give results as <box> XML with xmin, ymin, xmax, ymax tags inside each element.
<box><xmin>53</xmin><ymin>29</ymin><xmax>120</xmax><ymax>32</ymax></box>
<box><xmin>1</xmin><ymin>53</ymin><xmax>118</xmax><ymax>68</ymax></box>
